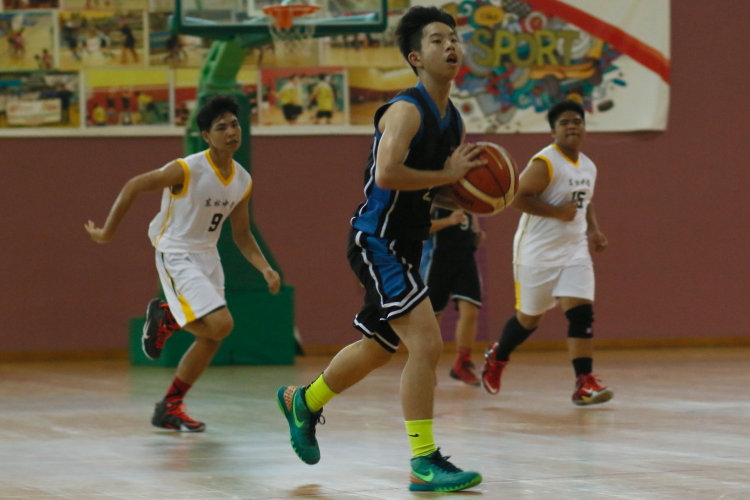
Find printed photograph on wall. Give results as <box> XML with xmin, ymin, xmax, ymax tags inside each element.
<box><xmin>84</xmin><ymin>67</ymin><xmax>169</xmax><ymax>126</ymax></box>
<box><xmin>319</xmin><ymin>13</ymin><xmax>405</xmax><ymax>69</ymax></box>
<box><xmin>348</xmin><ymin>66</ymin><xmax>415</xmax><ymax>125</ymax></box>
<box><xmin>0</xmin><ymin>71</ymin><xmax>79</xmax><ymax>127</ymax></box>
<box><xmin>174</xmin><ymin>67</ymin><xmax>258</xmax><ymax>127</ymax></box>
<box><xmin>259</xmin><ymin>66</ymin><xmax>347</xmax><ymax>126</ymax></box>
<box><xmin>149</xmin><ymin>12</ymin><xmax>207</xmax><ymax>67</ymax></box>
<box><xmin>241</xmin><ymin>40</ymin><xmax>272</xmax><ymax>69</ymax></box>
<box><xmin>58</xmin><ymin>10</ymin><xmax>145</xmax><ymax>70</ymax></box>
<box><xmin>60</xmin><ymin>0</ymin><xmax>146</xmax><ymax>10</ymax></box>
<box><xmin>148</xmin><ymin>0</ymin><xmax>172</xmax><ymax>10</ymax></box>
<box><xmin>0</xmin><ymin>11</ymin><xmax>55</xmax><ymax>70</ymax></box>
<box><xmin>2</xmin><ymin>0</ymin><xmax>59</xmax><ymax>9</ymax></box>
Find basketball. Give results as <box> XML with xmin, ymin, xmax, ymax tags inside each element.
<box><xmin>446</xmin><ymin>142</ymin><xmax>519</xmax><ymax>215</ymax></box>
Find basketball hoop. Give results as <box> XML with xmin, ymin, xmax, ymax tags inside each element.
<box><xmin>263</xmin><ymin>4</ymin><xmax>320</xmax><ymax>64</ymax></box>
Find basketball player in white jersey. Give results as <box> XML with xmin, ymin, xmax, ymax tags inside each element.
<box><xmin>85</xmin><ymin>95</ymin><xmax>281</xmax><ymax>431</ymax></box>
<box><xmin>481</xmin><ymin>100</ymin><xmax>613</xmax><ymax>406</ymax></box>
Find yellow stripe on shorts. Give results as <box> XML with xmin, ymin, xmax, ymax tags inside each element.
<box><xmin>514</xmin><ymin>281</ymin><xmax>521</xmax><ymax>311</ymax></box>
<box><xmin>178</xmin><ymin>293</ymin><xmax>196</xmax><ymax>324</ymax></box>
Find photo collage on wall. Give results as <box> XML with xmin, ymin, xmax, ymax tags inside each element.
<box><xmin>1</xmin><ymin>1</ymin><xmax>670</xmax><ymax>132</ymax></box>
<box><xmin>0</xmin><ymin>0</ymin><xmax>415</xmax><ymax>130</ymax></box>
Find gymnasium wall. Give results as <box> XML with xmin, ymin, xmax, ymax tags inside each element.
<box><xmin>1</xmin><ymin>0</ymin><xmax>748</xmax><ymax>355</ymax></box>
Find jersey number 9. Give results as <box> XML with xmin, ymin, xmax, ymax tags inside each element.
<box><xmin>208</xmin><ymin>213</ymin><xmax>223</xmax><ymax>232</ymax></box>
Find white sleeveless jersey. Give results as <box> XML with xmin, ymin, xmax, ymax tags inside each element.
<box><xmin>148</xmin><ymin>150</ymin><xmax>252</xmax><ymax>253</ymax></box>
<box><xmin>513</xmin><ymin>144</ymin><xmax>597</xmax><ymax>267</ymax></box>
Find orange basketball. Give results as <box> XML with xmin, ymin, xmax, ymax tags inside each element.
<box><xmin>447</xmin><ymin>142</ymin><xmax>519</xmax><ymax>215</ymax></box>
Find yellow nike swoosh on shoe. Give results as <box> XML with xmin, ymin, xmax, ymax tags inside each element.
<box><xmin>413</xmin><ymin>470</ymin><xmax>434</xmax><ymax>482</ymax></box>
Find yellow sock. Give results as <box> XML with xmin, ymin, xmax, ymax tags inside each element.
<box><xmin>405</xmin><ymin>419</ymin><xmax>437</xmax><ymax>458</ymax></box>
<box><xmin>304</xmin><ymin>375</ymin><xmax>337</xmax><ymax>412</ymax></box>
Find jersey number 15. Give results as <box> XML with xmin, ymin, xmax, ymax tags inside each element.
<box><xmin>572</xmin><ymin>191</ymin><xmax>586</xmax><ymax>209</ymax></box>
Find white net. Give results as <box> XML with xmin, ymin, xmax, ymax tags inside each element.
<box><xmin>268</xmin><ymin>21</ymin><xmax>318</xmax><ymax>66</ymax></box>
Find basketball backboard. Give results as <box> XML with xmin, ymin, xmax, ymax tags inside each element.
<box><xmin>173</xmin><ymin>0</ymin><xmax>387</xmax><ymax>37</ymax></box>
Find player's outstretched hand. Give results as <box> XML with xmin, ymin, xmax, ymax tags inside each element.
<box><xmin>85</xmin><ymin>220</ymin><xmax>112</xmax><ymax>243</ymax></box>
<box><xmin>444</xmin><ymin>143</ymin><xmax>487</xmax><ymax>183</ymax></box>
<box><xmin>588</xmin><ymin>230</ymin><xmax>608</xmax><ymax>252</ymax></box>
<box><xmin>263</xmin><ymin>268</ymin><xmax>281</xmax><ymax>295</ymax></box>
<box><xmin>555</xmin><ymin>201</ymin><xmax>578</xmax><ymax>222</ymax></box>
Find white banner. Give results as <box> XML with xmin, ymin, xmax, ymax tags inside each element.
<box><xmin>415</xmin><ymin>0</ymin><xmax>671</xmax><ymax>132</ymax></box>
<box><xmin>7</xmin><ymin>99</ymin><xmax>63</xmax><ymax>126</ymax></box>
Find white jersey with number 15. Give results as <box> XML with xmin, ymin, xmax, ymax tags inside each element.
<box><xmin>513</xmin><ymin>143</ymin><xmax>597</xmax><ymax>268</ymax></box>
<box><xmin>148</xmin><ymin>150</ymin><xmax>252</xmax><ymax>253</ymax></box>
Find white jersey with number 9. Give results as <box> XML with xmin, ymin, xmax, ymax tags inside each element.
<box><xmin>148</xmin><ymin>150</ymin><xmax>252</xmax><ymax>253</ymax></box>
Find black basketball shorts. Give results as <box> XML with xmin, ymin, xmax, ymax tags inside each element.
<box><xmin>347</xmin><ymin>229</ymin><xmax>429</xmax><ymax>353</ymax></box>
<box><xmin>421</xmin><ymin>253</ymin><xmax>482</xmax><ymax>314</ymax></box>
<box><xmin>282</xmin><ymin>103</ymin><xmax>303</xmax><ymax>121</ymax></box>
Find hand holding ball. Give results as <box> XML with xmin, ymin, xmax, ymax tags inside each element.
<box><xmin>447</xmin><ymin>142</ymin><xmax>519</xmax><ymax>215</ymax></box>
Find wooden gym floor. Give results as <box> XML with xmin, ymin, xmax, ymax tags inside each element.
<box><xmin>1</xmin><ymin>347</ymin><xmax>749</xmax><ymax>499</ymax></box>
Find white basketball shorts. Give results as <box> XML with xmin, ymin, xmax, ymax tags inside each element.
<box><xmin>154</xmin><ymin>249</ymin><xmax>226</xmax><ymax>327</ymax></box>
<box><xmin>514</xmin><ymin>264</ymin><xmax>595</xmax><ymax>316</ymax></box>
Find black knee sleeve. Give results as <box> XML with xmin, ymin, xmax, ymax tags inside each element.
<box><xmin>495</xmin><ymin>315</ymin><xmax>537</xmax><ymax>361</ymax></box>
<box><xmin>566</xmin><ymin>304</ymin><xmax>594</xmax><ymax>339</ymax></box>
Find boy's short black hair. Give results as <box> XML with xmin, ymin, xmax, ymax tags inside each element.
<box><xmin>396</xmin><ymin>6</ymin><xmax>456</xmax><ymax>75</ymax></box>
<box><xmin>547</xmin><ymin>100</ymin><xmax>585</xmax><ymax>129</ymax></box>
<box><xmin>196</xmin><ymin>95</ymin><xmax>239</xmax><ymax>132</ymax></box>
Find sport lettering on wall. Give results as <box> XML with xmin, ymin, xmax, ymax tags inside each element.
<box><xmin>432</xmin><ymin>0</ymin><xmax>670</xmax><ymax>132</ymax></box>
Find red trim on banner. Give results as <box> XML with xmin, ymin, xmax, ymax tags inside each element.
<box><xmin>524</xmin><ymin>0</ymin><xmax>670</xmax><ymax>83</ymax></box>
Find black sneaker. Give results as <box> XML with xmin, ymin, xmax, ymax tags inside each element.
<box><xmin>152</xmin><ymin>400</ymin><xmax>206</xmax><ymax>432</ymax></box>
<box><xmin>142</xmin><ymin>299</ymin><xmax>179</xmax><ymax>360</ymax></box>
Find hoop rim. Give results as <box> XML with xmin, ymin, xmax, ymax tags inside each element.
<box><xmin>262</xmin><ymin>4</ymin><xmax>321</xmax><ymax>29</ymax></box>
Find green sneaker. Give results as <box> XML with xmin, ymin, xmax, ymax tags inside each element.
<box><xmin>276</xmin><ymin>386</ymin><xmax>324</xmax><ymax>465</ymax></box>
<box><xmin>409</xmin><ymin>449</ymin><xmax>482</xmax><ymax>492</ymax></box>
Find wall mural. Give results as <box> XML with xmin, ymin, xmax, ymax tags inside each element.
<box><xmin>0</xmin><ymin>0</ymin><xmax>669</xmax><ymax>132</ymax></box>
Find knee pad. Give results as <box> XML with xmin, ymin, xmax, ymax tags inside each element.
<box><xmin>565</xmin><ymin>304</ymin><xmax>594</xmax><ymax>338</ymax></box>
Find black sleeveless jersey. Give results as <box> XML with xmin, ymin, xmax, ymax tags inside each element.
<box><xmin>427</xmin><ymin>207</ymin><xmax>477</xmax><ymax>262</ymax></box>
<box><xmin>351</xmin><ymin>83</ymin><xmax>463</xmax><ymax>241</ymax></box>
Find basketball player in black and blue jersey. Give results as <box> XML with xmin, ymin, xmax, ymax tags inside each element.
<box><xmin>276</xmin><ymin>6</ymin><xmax>485</xmax><ymax>492</ymax></box>
<box><xmin>421</xmin><ymin>208</ymin><xmax>485</xmax><ymax>386</ymax></box>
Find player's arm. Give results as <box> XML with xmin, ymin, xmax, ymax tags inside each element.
<box><xmin>586</xmin><ymin>202</ymin><xmax>608</xmax><ymax>252</ymax></box>
<box><xmin>229</xmin><ymin>194</ymin><xmax>281</xmax><ymax>294</ymax></box>
<box><xmin>84</xmin><ymin>161</ymin><xmax>185</xmax><ymax>243</ymax></box>
<box><xmin>374</xmin><ymin>101</ymin><xmax>486</xmax><ymax>191</ymax></box>
<box><xmin>510</xmin><ymin>158</ymin><xmax>577</xmax><ymax>221</ymax></box>
<box><xmin>430</xmin><ymin>117</ymin><xmax>471</xmax><ymax>210</ymax></box>
<box><xmin>429</xmin><ymin>210</ymin><xmax>468</xmax><ymax>233</ymax></box>
<box><xmin>471</xmin><ymin>214</ymin><xmax>486</xmax><ymax>246</ymax></box>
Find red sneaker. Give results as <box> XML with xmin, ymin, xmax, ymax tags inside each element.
<box><xmin>481</xmin><ymin>343</ymin><xmax>508</xmax><ymax>395</ymax></box>
<box><xmin>152</xmin><ymin>400</ymin><xmax>206</xmax><ymax>432</ymax></box>
<box><xmin>449</xmin><ymin>359</ymin><xmax>480</xmax><ymax>386</ymax></box>
<box><xmin>142</xmin><ymin>299</ymin><xmax>180</xmax><ymax>360</ymax></box>
<box><xmin>572</xmin><ymin>374</ymin><xmax>614</xmax><ymax>406</ymax></box>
